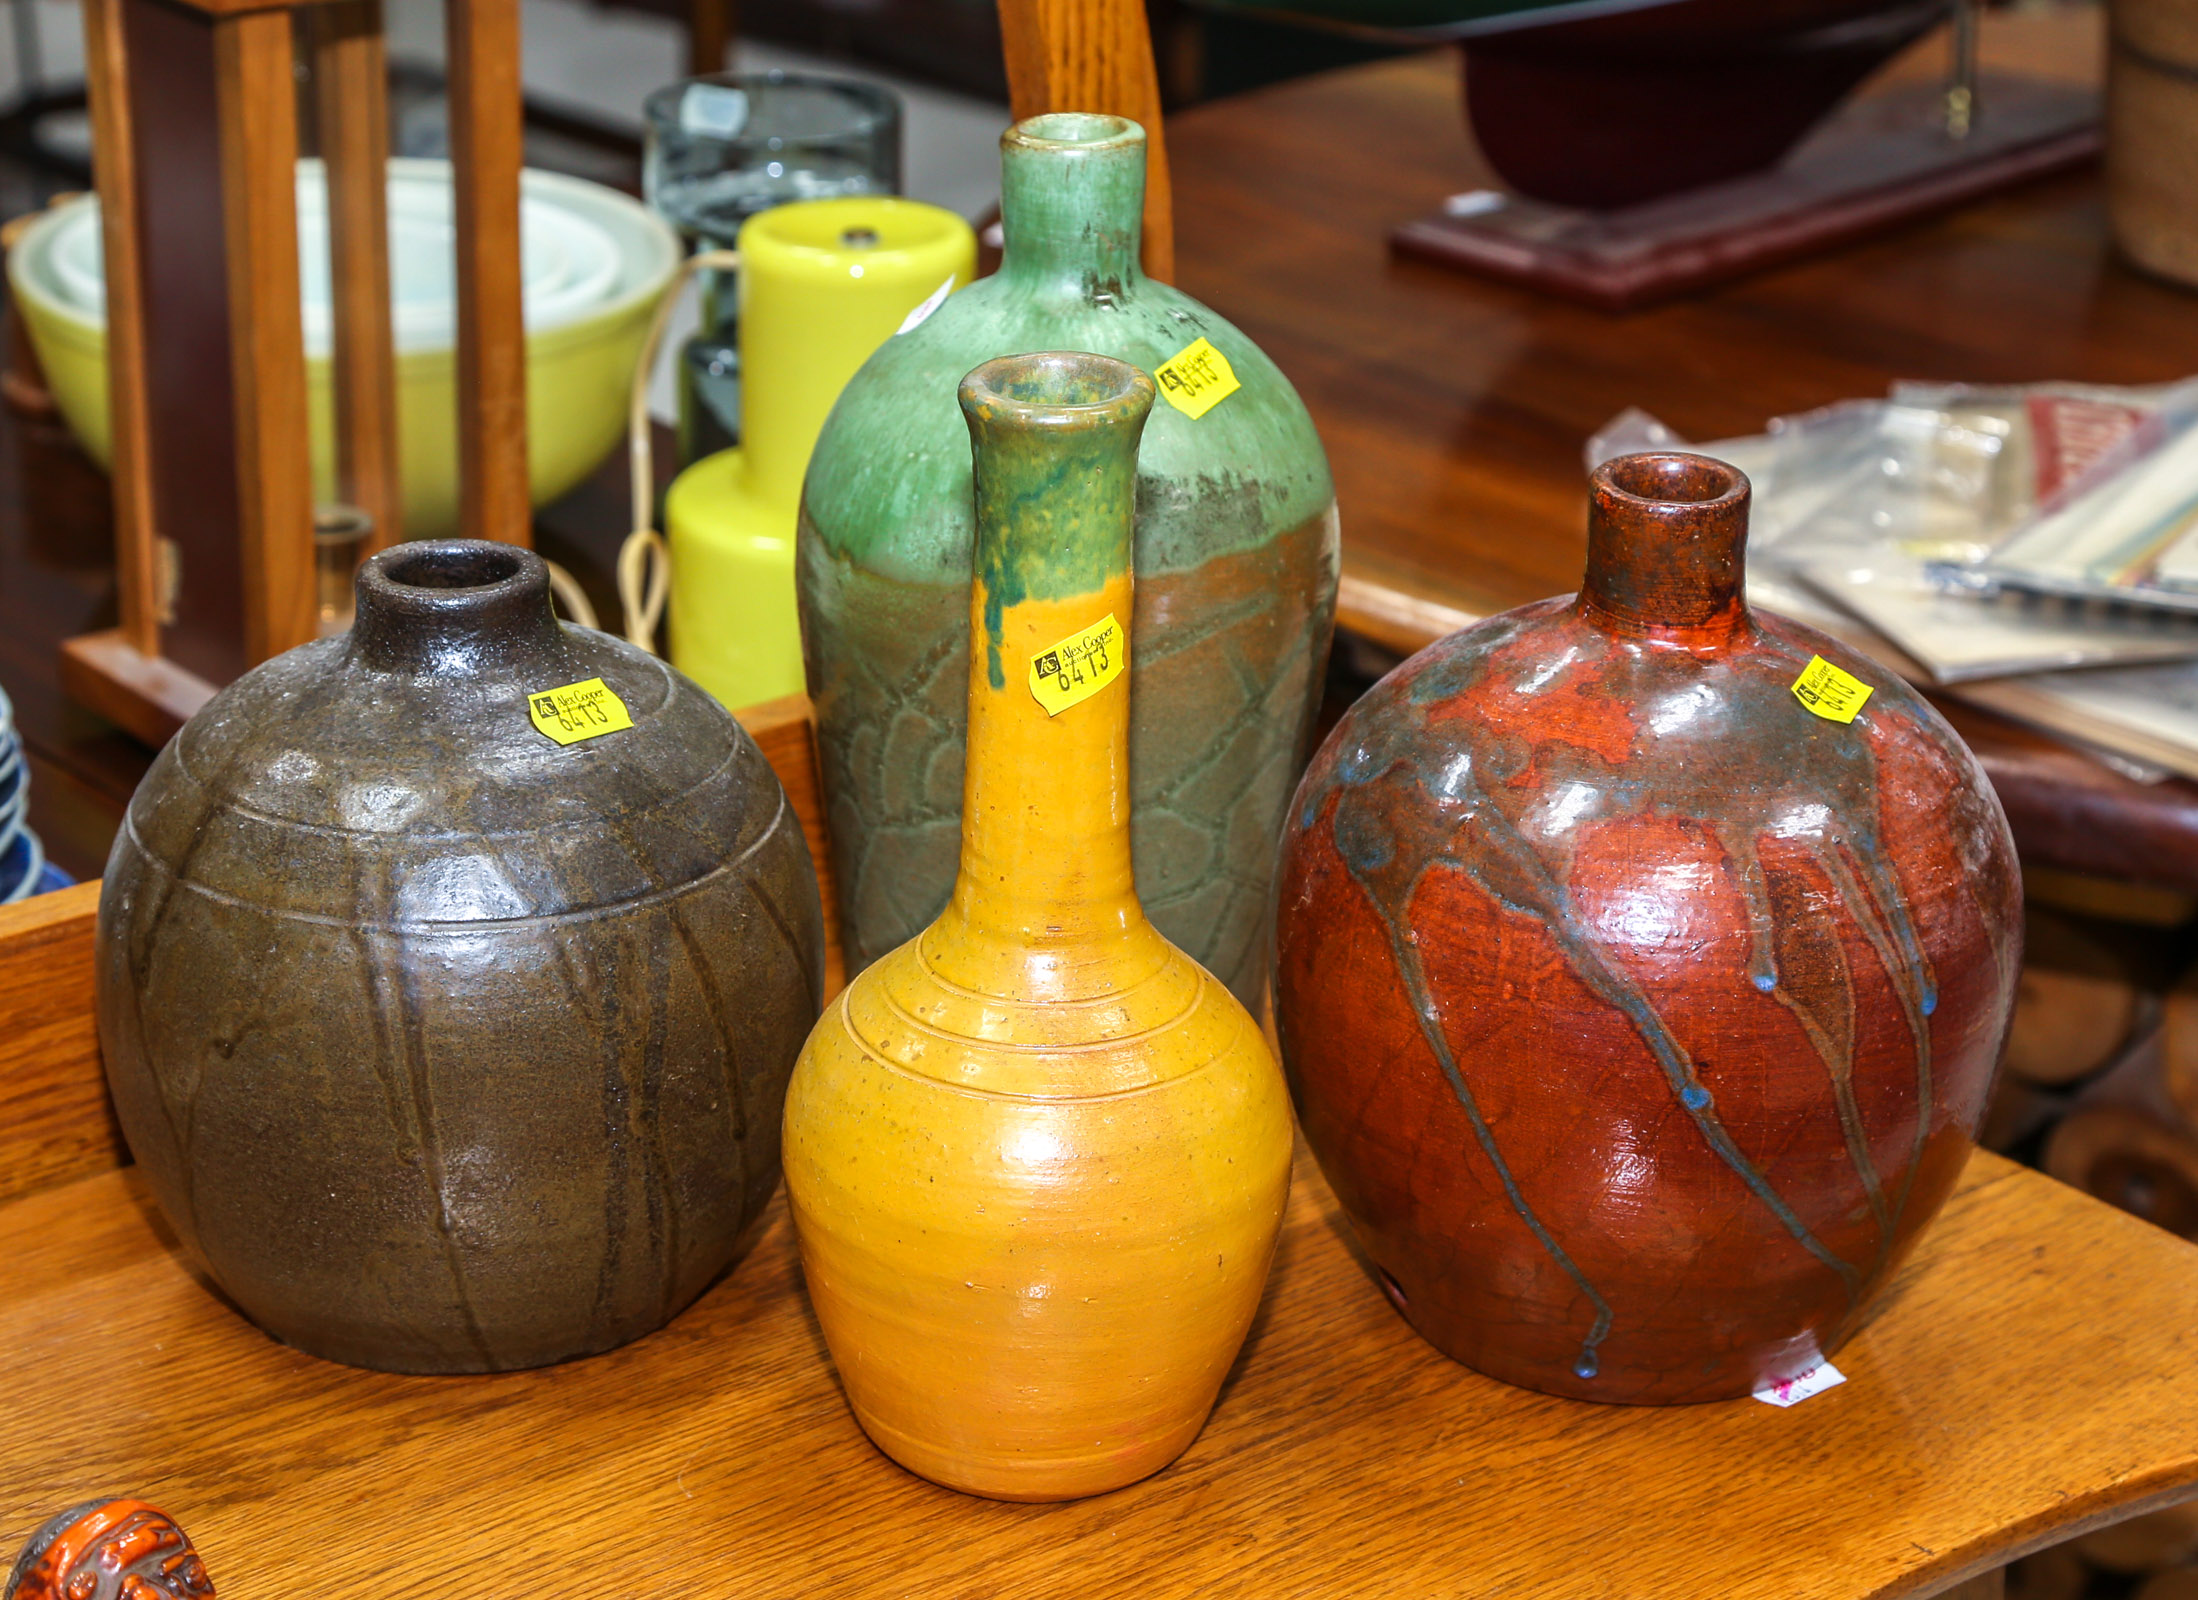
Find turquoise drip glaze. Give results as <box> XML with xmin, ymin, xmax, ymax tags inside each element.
<box><xmin>1272</xmin><ymin>457</ymin><xmax>2021</xmax><ymax>1401</ymax></box>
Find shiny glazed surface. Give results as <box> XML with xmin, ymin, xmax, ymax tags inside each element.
<box><xmin>6</xmin><ymin>1500</ymin><xmax>214</xmax><ymax>1600</ymax></box>
<box><xmin>798</xmin><ymin>112</ymin><xmax>1338</xmax><ymax>1007</ymax></box>
<box><xmin>1274</xmin><ymin>455</ymin><xmax>2022</xmax><ymax>1404</ymax></box>
<box><xmin>97</xmin><ymin>542</ymin><xmax>825</xmax><ymax>1374</ymax></box>
<box><xmin>665</xmin><ymin>196</ymin><xmax>976</xmax><ymax>710</ymax></box>
<box><xmin>785</xmin><ymin>354</ymin><xmax>1293</xmax><ymax>1500</ymax></box>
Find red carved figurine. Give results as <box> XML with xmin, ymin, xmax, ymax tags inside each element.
<box><xmin>1273</xmin><ymin>453</ymin><xmax>2021</xmax><ymax>1404</ymax></box>
<box><xmin>6</xmin><ymin>1501</ymin><xmax>215</xmax><ymax>1600</ymax></box>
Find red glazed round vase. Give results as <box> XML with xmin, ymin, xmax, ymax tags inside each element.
<box><xmin>1273</xmin><ymin>453</ymin><xmax>2021</xmax><ymax>1405</ymax></box>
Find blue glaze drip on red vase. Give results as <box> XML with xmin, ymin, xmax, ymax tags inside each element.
<box><xmin>1272</xmin><ymin>453</ymin><xmax>2021</xmax><ymax>1405</ymax></box>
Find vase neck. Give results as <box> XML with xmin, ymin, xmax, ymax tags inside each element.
<box><xmin>349</xmin><ymin>540</ymin><xmax>570</xmax><ymax>677</ymax></box>
<box><xmin>995</xmin><ymin>113</ymin><xmax>1146</xmax><ymax>301</ymax></box>
<box><xmin>934</xmin><ymin>352</ymin><xmax>1158</xmax><ymax>996</ymax></box>
<box><xmin>1577</xmin><ymin>452</ymin><xmax>1754</xmax><ymax>646</ymax></box>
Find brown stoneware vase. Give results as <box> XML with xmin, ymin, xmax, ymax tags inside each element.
<box><xmin>1273</xmin><ymin>454</ymin><xmax>2022</xmax><ymax>1405</ymax></box>
<box><xmin>97</xmin><ymin>540</ymin><xmax>825</xmax><ymax>1374</ymax></box>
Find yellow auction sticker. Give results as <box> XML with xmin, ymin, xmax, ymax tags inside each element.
<box><xmin>1153</xmin><ymin>337</ymin><xmax>1240</xmax><ymax>420</ymax></box>
<box><xmin>1790</xmin><ymin>656</ymin><xmax>1874</xmax><ymax>724</ymax></box>
<box><xmin>527</xmin><ymin>677</ymin><xmax>635</xmax><ymax>746</ymax></box>
<box><xmin>1029</xmin><ymin>613</ymin><xmax>1126</xmax><ymax>716</ymax></box>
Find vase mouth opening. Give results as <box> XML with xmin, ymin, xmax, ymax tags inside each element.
<box><xmin>349</xmin><ymin>540</ymin><xmax>561</xmax><ymax>672</ymax></box>
<box><xmin>960</xmin><ymin>350</ymin><xmax>1155</xmax><ymax>428</ymax></box>
<box><xmin>1594</xmin><ymin>451</ymin><xmax>1747</xmax><ymax>513</ymax></box>
<box><xmin>374</xmin><ymin>540</ymin><xmax>533</xmax><ymax>594</ymax></box>
<box><xmin>1007</xmin><ymin>112</ymin><xmax>1142</xmax><ymax>153</ymax></box>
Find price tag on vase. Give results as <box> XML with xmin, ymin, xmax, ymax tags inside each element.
<box><xmin>896</xmin><ymin>273</ymin><xmax>958</xmax><ymax>335</ymax></box>
<box><xmin>1029</xmin><ymin>614</ymin><xmax>1125</xmax><ymax>716</ymax></box>
<box><xmin>528</xmin><ymin>677</ymin><xmax>635</xmax><ymax>746</ymax></box>
<box><xmin>1790</xmin><ymin>656</ymin><xmax>1874</xmax><ymax>724</ymax></box>
<box><xmin>1154</xmin><ymin>337</ymin><xmax>1240</xmax><ymax>420</ymax></box>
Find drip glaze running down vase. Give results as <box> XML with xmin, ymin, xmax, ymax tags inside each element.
<box><xmin>1274</xmin><ymin>455</ymin><xmax>2021</xmax><ymax>1405</ymax></box>
<box><xmin>784</xmin><ymin>353</ymin><xmax>1294</xmax><ymax>1500</ymax></box>
<box><xmin>797</xmin><ymin>112</ymin><xmax>1338</xmax><ymax>1010</ymax></box>
<box><xmin>97</xmin><ymin>541</ymin><xmax>825</xmax><ymax>1374</ymax></box>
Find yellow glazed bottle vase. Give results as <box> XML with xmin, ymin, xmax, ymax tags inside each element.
<box><xmin>783</xmin><ymin>352</ymin><xmax>1294</xmax><ymax>1502</ymax></box>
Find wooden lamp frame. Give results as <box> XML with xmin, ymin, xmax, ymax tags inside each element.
<box><xmin>59</xmin><ymin>0</ymin><xmax>1161</xmax><ymax>750</ymax></box>
<box><xmin>64</xmin><ymin>0</ymin><xmax>531</xmax><ymax>745</ymax></box>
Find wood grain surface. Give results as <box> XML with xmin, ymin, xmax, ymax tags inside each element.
<box><xmin>55</xmin><ymin>630</ymin><xmax>215</xmax><ymax>750</ymax></box>
<box><xmin>214</xmin><ymin>7</ymin><xmax>317</xmax><ymax>665</ymax></box>
<box><xmin>77</xmin><ymin>0</ymin><xmax>159</xmax><ymax>658</ymax></box>
<box><xmin>0</xmin><ymin>1138</ymin><xmax>2193</xmax><ymax>1598</ymax></box>
<box><xmin>119</xmin><ymin>0</ymin><xmax>250</xmax><ymax>687</ymax></box>
<box><xmin>148</xmin><ymin>0</ymin><xmax>371</xmax><ymax>17</ymax></box>
<box><xmin>0</xmin><ymin>882</ymin><xmax>115</xmax><ymax>1206</ymax></box>
<box><xmin>997</xmin><ymin>0</ymin><xmax>1173</xmax><ymax>281</ymax></box>
<box><xmin>444</xmin><ymin>0</ymin><xmax>530</xmax><ymax>547</ymax></box>
<box><xmin>311</xmin><ymin>0</ymin><xmax>403</xmax><ymax>554</ymax></box>
<box><xmin>1168</xmin><ymin>9</ymin><xmax>2122</xmax><ymax>635</ymax></box>
<box><xmin>687</xmin><ymin>0</ymin><xmax>731</xmax><ymax>76</ymax></box>
<box><xmin>1161</xmin><ymin>6</ymin><xmax>2198</xmax><ymax>890</ymax></box>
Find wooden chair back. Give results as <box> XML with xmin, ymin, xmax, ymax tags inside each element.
<box><xmin>996</xmin><ymin>0</ymin><xmax>1174</xmax><ymax>281</ymax></box>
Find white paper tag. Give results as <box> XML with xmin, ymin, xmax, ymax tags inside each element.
<box><xmin>1442</xmin><ymin>188</ymin><xmax>1506</xmax><ymax>219</ymax></box>
<box><xmin>1751</xmin><ymin>1361</ymin><xmax>1846</xmax><ymax>1407</ymax></box>
<box><xmin>896</xmin><ymin>274</ymin><xmax>958</xmax><ymax>336</ymax></box>
<box><xmin>680</xmin><ymin>83</ymin><xmax>750</xmax><ymax>139</ymax></box>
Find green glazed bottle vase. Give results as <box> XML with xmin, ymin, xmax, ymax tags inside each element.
<box><xmin>797</xmin><ymin>111</ymin><xmax>1339</xmax><ymax>1009</ymax></box>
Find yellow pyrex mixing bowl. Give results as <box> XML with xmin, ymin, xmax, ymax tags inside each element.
<box><xmin>7</xmin><ymin>158</ymin><xmax>681</xmax><ymax>539</ymax></box>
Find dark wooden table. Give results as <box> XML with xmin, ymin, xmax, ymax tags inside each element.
<box><xmin>1165</xmin><ymin>3</ymin><xmax>2198</xmax><ymax>894</ymax></box>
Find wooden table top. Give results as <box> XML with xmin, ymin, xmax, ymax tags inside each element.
<box><xmin>1164</xmin><ymin>5</ymin><xmax>2198</xmax><ymax>893</ymax></box>
<box><xmin>4</xmin><ymin>1099</ymin><xmax>2196</xmax><ymax>1597</ymax></box>
<box><xmin>6</xmin><ymin>786</ymin><xmax>2198</xmax><ymax>1600</ymax></box>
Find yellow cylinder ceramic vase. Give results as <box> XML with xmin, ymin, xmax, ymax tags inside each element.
<box><xmin>783</xmin><ymin>352</ymin><xmax>1293</xmax><ymax>1502</ymax></box>
<box><xmin>667</xmin><ymin>196</ymin><xmax>975</xmax><ymax>709</ymax></box>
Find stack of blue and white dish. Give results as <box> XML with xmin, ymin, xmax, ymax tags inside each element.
<box><xmin>0</xmin><ymin>684</ymin><xmax>49</xmax><ymax>903</ymax></box>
